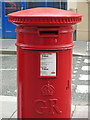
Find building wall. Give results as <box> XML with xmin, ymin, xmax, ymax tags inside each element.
<box><xmin>68</xmin><ymin>1</ymin><xmax>77</xmax><ymax>11</ymax></box>
<box><xmin>68</xmin><ymin>0</ymin><xmax>90</xmax><ymax>41</ymax></box>
<box><xmin>89</xmin><ymin>1</ymin><xmax>90</xmax><ymax>41</ymax></box>
<box><xmin>77</xmin><ymin>1</ymin><xmax>89</xmax><ymax>41</ymax></box>
<box><xmin>67</xmin><ymin>1</ymin><xmax>77</xmax><ymax>41</ymax></box>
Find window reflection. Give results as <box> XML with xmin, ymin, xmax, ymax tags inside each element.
<box><xmin>5</xmin><ymin>2</ymin><xmax>21</xmax><ymax>15</ymax></box>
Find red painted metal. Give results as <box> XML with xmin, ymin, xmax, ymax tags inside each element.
<box><xmin>8</xmin><ymin>7</ymin><xmax>82</xmax><ymax>118</ymax></box>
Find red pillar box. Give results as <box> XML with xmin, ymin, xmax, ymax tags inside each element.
<box><xmin>8</xmin><ymin>7</ymin><xmax>82</xmax><ymax>118</ymax></box>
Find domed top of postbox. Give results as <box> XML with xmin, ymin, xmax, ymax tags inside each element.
<box><xmin>8</xmin><ymin>7</ymin><xmax>82</xmax><ymax>25</ymax></box>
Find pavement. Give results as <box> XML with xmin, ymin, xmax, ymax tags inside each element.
<box><xmin>0</xmin><ymin>39</ymin><xmax>89</xmax><ymax>119</ymax></box>
<box><xmin>0</xmin><ymin>39</ymin><xmax>17</xmax><ymax>54</ymax></box>
<box><xmin>0</xmin><ymin>38</ymin><xmax>89</xmax><ymax>56</ymax></box>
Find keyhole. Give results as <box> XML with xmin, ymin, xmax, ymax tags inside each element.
<box><xmin>66</xmin><ymin>80</ymin><xmax>69</xmax><ymax>90</ymax></box>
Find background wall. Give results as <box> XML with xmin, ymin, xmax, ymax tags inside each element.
<box><xmin>68</xmin><ymin>0</ymin><xmax>90</xmax><ymax>41</ymax></box>
<box><xmin>77</xmin><ymin>1</ymin><xmax>89</xmax><ymax>41</ymax></box>
<box><xmin>68</xmin><ymin>0</ymin><xmax>77</xmax><ymax>11</ymax></box>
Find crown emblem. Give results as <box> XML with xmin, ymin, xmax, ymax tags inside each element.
<box><xmin>41</xmin><ymin>81</ymin><xmax>55</xmax><ymax>96</ymax></box>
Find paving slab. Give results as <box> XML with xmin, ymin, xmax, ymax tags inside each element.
<box><xmin>11</xmin><ymin>103</ymin><xmax>76</xmax><ymax>118</ymax></box>
<box><xmin>0</xmin><ymin>39</ymin><xmax>16</xmax><ymax>54</ymax></box>
<box><xmin>0</xmin><ymin>96</ymin><xmax>17</xmax><ymax>119</ymax></box>
<box><xmin>73</xmin><ymin>41</ymin><xmax>89</xmax><ymax>56</ymax></box>
<box><xmin>0</xmin><ymin>54</ymin><xmax>17</xmax><ymax>69</ymax></box>
<box><xmin>79</xmin><ymin>74</ymin><xmax>90</xmax><ymax>81</ymax></box>
<box><xmin>0</xmin><ymin>55</ymin><xmax>88</xmax><ymax>105</ymax></box>
<box><xmin>0</xmin><ymin>95</ymin><xmax>76</xmax><ymax>118</ymax></box>
<box><xmin>11</xmin><ymin>105</ymin><xmax>76</xmax><ymax>118</ymax></box>
<box><xmin>0</xmin><ymin>39</ymin><xmax>89</xmax><ymax>56</ymax></box>
<box><xmin>0</xmin><ymin>41</ymin><xmax>89</xmax><ymax>118</ymax></box>
<box><xmin>11</xmin><ymin>110</ymin><xmax>17</xmax><ymax>118</ymax></box>
<box><xmin>0</xmin><ymin>99</ymin><xmax>2</xmax><ymax>119</ymax></box>
<box><xmin>1</xmin><ymin>70</ymin><xmax>17</xmax><ymax>96</ymax></box>
<box><xmin>76</xmin><ymin>85</ymin><xmax>88</xmax><ymax>93</ymax></box>
<box><xmin>72</xmin><ymin>106</ymin><xmax>88</xmax><ymax>118</ymax></box>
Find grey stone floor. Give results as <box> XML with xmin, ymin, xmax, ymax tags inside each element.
<box><xmin>0</xmin><ymin>54</ymin><xmax>89</xmax><ymax>118</ymax></box>
<box><xmin>0</xmin><ymin>55</ymin><xmax>88</xmax><ymax>103</ymax></box>
<box><xmin>0</xmin><ymin>39</ymin><xmax>89</xmax><ymax>56</ymax></box>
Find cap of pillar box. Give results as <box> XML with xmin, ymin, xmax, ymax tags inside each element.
<box><xmin>8</xmin><ymin>7</ymin><xmax>82</xmax><ymax>26</ymax></box>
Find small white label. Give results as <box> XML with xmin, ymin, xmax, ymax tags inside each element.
<box><xmin>40</xmin><ymin>53</ymin><xmax>56</xmax><ymax>76</ymax></box>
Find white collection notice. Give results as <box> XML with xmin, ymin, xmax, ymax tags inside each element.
<box><xmin>40</xmin><ymin>53</ymin><xmax>56</xmax><ymax>76</ymax></box>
